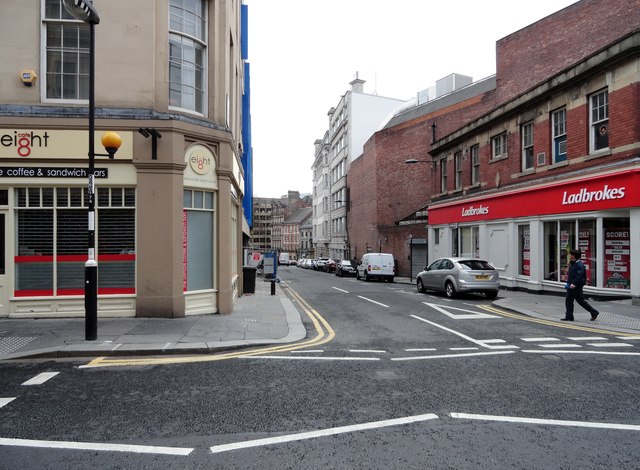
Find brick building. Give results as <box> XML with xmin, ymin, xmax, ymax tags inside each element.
<box><xmin>348</xmin><ymin>0</ymin><xmax>640</xmax><ymax>303</ymax></box>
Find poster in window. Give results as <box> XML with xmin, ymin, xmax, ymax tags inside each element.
<box><xmin>560</xmin><ymin>230</ymin><xmax>570</xmax><ymax>282</ymax></box>
<box><xmin>604</xmin><ymin>228</ymin><xmax>630</xmax><ymax>289</ymax></box>
<box><xmin>521</xmin><ymin>227</ymin><xmax>530</xmax><ymax>276</ymax></box>
<box><xmin>578</xmin><ymin>229</ymin><xmax>593</xmax><ymax>285</ymax></box>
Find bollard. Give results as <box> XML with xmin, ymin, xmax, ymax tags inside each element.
<box><xmin>270</xmin><ymin>280</ymin><xmax>276</xmax><ymax>295</ymax></box>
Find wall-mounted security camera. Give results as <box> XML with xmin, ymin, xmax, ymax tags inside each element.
<box><xmin>21</xmin><ymin>70</ymin><xmax>37</xmax><ymax>86</ymax></box>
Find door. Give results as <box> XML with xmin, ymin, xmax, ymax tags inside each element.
<box><xmin>0</xmin><ymin>213</ymin><xmax>7</xmax><ymax>316</ymax></box>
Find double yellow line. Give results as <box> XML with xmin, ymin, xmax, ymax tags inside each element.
<box><xmin>82</xmin><ymin>285</ymin><xmax>334</xmax><ymax>368</ymax></box>
<box><xmin>479</xmin><ymin>305</ymin><xmax>635</xmax><ymax>336</ymax></box>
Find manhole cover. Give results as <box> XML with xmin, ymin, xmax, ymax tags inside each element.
<box><xmin>0</xmin><ymin>337</ymin><xmax>36</xmax><ymax>355</ymax></box>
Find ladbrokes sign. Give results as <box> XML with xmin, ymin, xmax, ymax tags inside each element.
<box><xmin>0</xmin><ymin>129</ymin><xmax>133</xmax><ymax>159</ymax></box>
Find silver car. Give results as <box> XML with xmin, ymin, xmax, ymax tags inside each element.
<box><xmin>416</xmin><ymin>257</ymin><xmax>500</xmax><ymax>299</ymax></box>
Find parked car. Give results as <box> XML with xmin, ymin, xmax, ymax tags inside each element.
<box><xmin>416</xmin><ymin>257</ymin><xmax>500</xmax><ymax>299</ymax></box>
<box><xmin>302</xmin><ymin>259</ymin><xmax>314</xmax><ymax>269</ymax></box>
<box><xmin>335</xmin><ymin>259</ymin><xmax>357</xmax><ymax>277</ymax></box>
<box><xmin>356</xmin><ymin>253</ymin><xmax>395</xmax><ymax>282</ymax></box>
<box><xmin>324</xmin><ymin>259</ymin><xmax>336</xmax><ymax>273</ymax></box>
<box><xmin>289</xmin><ymin>259</ymin><xmax>297</xmax><ymax>266</ymax></box>
<box><xmin>315</xmin><ymin>258</ymin><xmax>329</xmax><ymax>271</ymax></box>
<box><xmin>297</xmin><ymin>258</ymin><xmax>306</xmax><ymax>267</ymax></box>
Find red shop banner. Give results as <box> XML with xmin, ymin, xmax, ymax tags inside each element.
<box><xmin>429</xmin><ymin>169</ymin><xmax>639</xmax><ymax>225</ymax></box>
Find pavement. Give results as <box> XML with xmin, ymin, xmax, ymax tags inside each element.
<box><xmin>0</xmin><ymin>275</ymin><xmax>638</xmax><ymax>361</ymax></box>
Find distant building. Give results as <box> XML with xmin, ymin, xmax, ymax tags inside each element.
<box><xmin>282</xmin><ymin>207</ymin><xmax>313</xmax><ymax>259</ymax></box>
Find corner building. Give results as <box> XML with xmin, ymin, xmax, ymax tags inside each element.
<box><xmin>0</xmin><ymin>1</ymin><xmax>246</xmax><ymax>318</ymax></box>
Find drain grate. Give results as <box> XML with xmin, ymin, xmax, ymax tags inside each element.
<box><xmin>0</xmin><ymin>336</ymin><xmax>36</xmax><ymax>355</ymax></box>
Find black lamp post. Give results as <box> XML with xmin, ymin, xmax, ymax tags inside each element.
<box><xmin>63</xmin><ymin>0</ymin><xmax>121</xmax><ymax>340</ymax></box>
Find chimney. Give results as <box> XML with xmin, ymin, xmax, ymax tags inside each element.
<box><xmin>350</xmin><ymin>71</ymin><xmax>365</xmax><ymax>93</ymax></box>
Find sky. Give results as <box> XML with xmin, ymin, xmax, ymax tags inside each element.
<box><xmin>245</xmin><ymin>0</ymin><xmax>578</xmax><ymax>198</ymax></box>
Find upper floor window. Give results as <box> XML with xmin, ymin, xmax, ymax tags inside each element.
<box><xmin>470</xmin><ymin>145</ymin><xmax>480</xmax><ymax>185</ymax></box>
<box><xmin>552</xmin><ymin>107</ymin><xmax>567</xmax><ymax>163</ymax></box>
<box><xmin>169</xmin><ymin>0</ymin><xmax>207</xmax><ymax>114</ymax></box>
<box><xmin>590</xmin><ymin>89</ymin><xmax>609</xmax><ymax>152</ymax></box>
<box><xmin>491</xmin><ymin>133</ymin><xmax>507</xmax><ymax>159</ymax></box>
<box><xmin>439</xmin><ymin>157</ymin><xmax>447</xmax><ymax>193</ymax></box>
<box><xmin>43</xmin><ymin>0</ymin><xmax>90</xmax><ymax>101</ymax></box>
<box><xmin>521</xmin><ymin>122</ymin><xmax>534</xmax><ymax>170</ymax></box>
<box><xmin>454</xmin><ymin>151</ymin><xmax>462</xmax><ymax>189</ymax></box>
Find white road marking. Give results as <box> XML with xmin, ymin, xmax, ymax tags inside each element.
<box><xmin>410</xmin><ymin>315</ymin><xmax>505</xmax><ymax>350</ymax></box>
<box><xmin>482</xmin><ymin>339</ymin><xmax>507</xmax><ymax>344</ymax></box>
<box><xmin>540</xmin><ymin>344</ymin><xmax>582</xmax><ymax>349</ymax></box>
<box><xmin>392</xmin><ymin>351</ymin><xmax>516</xmax><ymax>361</ymax></box>
<box><xmin>290</xmin><ymin>350</ymin><xmax>324</xmax><ymax>354</ymax></box>
<box><xmin>22</xmin><ymin>372</ymin><xmax>59</xmax><ymax>386</ymax></box>
<box><xmin>521</xmin><ymin>337</ymin><xmax>560</xmax><ymax>342</ymax></box>
<box><xmin>588</xmin><ymin>343</ymin><xmax>634</xmax><ymax>348</ymax></box>
<box><xmin>451</xmin><ymin>413</ymin><xmax>640</xmax><ymax>431</ymax></box>
<box><xmin>244</xmin><ymin>356</ymin><xmax>380</xmax><ymax>361</ymax></box>
<box><xmin>0</xmin><ymin>398</ymin><xmax>17</xmax><ymax>409</ymax></box>
<box><xmin>349</xmin><ymin>349</ymin><xmax>386</xmax><ymax>354</ymax></box>
<box><xmin>0</xmin><ymin>437</ymin><xmax>193</xmax><ymax>455</ymax></box>
<box><xmin>357</xmin><ymin>296</ymin><xmax>389</xmax><ymax>308</ymax></box>
<box><xmin>209</xmin><ymin>413</ymin><xmax>440</xmax><ymax>454</ymax></box>
<box><xmin>523</xmin><ymin>350</ymin><xmax>640</xmax><ymax>356</ymax></box>
<box><xmin>331</xmin><ymin>286</ymin><xmax>349</xmax><ymax>293</ymax></box>
<box><xmin>567</xmin><ymin>337</ymin><xmax>608</xmax><ymax>341</ymax></box>
<box><xmin>449</xmin><ymin>347</ymin><xmax>479</xmax><ymax>351</ymax></box>
<box><xmin>422</xmin><ymin>302</ymin><xmax>499</xmax><ymax>320</ymax></box>
<box><xmin>404</xmin><ymin>348</ymin><xmax>437</xmax><ymax>352</ymax></box>
<box><xmin>617</xmin><ymin>336</ymin><xmax>640</xmax><ymax>340</ymax></box>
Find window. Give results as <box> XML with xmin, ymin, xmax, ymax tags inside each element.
<box><xmin>521</xmin><ymin>122</ymin><xmax>534</xmax><ymax>170</ymax></box>
<box><xmin>169</xmin><ymin>0</ymin><xmax>207</xmax><ymax>114</ymax></box>
<box><xmin>183</xmin><ymin>190</ymin><xmax>215</xmax><ymax>291</ymax></box>
<box><xmin>454</xmin><ymin>151</ymin><xmax>462</xmax><ymax>189</ymax></box>
<box><xmin>492</xmin><ymin>133</ymin><xmax>507</xmax><ymax>159</ymax></box>
<box><xmin>43</xmin><ymin>0</ymin><xmax>90</xmax><ymax>101</ymax></box>
<box><xmin>15</xmin><ymin>187</ymin><xmax>135</xmax><ymax>296</ymax></box>
<box><xmin>518</xmin><ymin>225</ymin><xmax>530</xmax><ymax>276</ymax></box>
<box><xmin>590</xmin><ymin>89</ymin><xmax>609</xmax><ymax>152</ymax></box>
<box><xmin>470</xmin><ymin>145</ymin><xmax>480</xmax><ymax>185</ymax></box>
<box><xmin>439</xmin><ymin>157</ymin><xmax>447</xmax><ymax>193</ymax></box>
<box><xmin>460</xmin><ymin>226</ymin><xmax>479</xmax><ymax>258</ymax></box>
<box><xmin>552</xmin><ymin>108</ymin><xmax>567</xmax><ymax>163</ymax></box>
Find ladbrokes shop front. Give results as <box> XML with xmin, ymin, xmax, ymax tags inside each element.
<box><xmin>427</xmin><ymin>165</ymin><xmax>640</xmax><ymax>303</ymax></box>
<box><xmin>0</xmin><ymin>126</ymin><xmax>243</xmax><ymax>318</ymax></box>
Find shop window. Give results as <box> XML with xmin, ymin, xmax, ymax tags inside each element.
<box><xmin>14</xmin><ymin>187</ymin><xmax>135</xmax><ymax>297</ymax></box>
<box><xmin>521</xmin><ymin>122</ymin><xmax>534</xmax><ymax>170</ymax></box>
<box><xmin>544</xmin><ymin>221</ymin><xmax>558</xmax><ymax>281</ymax></box>
<box><xmin>460</xmin><ymin>226</ymin><xmax>479</xmax><ymax>258</ymax></box>
<box><xmin>183</xmin><ymin>189</ymin><xmax>215</xmax><ymax>291</ymax></box>
<box><xmin>518</xmin><ymin>225</ymin><xmax>530</xmax><ymax>276</ymax></box>
<box><xmin>603</xmin><ymin>218</ymin><xmax>630</xmax><ymax>289</ymax></box>
<box><xmin>559</xmin><ymin>221</ymin><xmax>576</xmax><ymax>283</ymax></box>
<box><xmin>590</xmin><ymin>89</ymin><xmax>609</xmax><ymax>153</ymax></box>
<box><xmin>545</xmin><ymin>220</ymin><xmax>596</xmax><ymax>287</ymax></box>
<box><xmin>43</xmin><ymin>0</ymin><xmax>90</xmax><ymax>101</ymax></box>
<box><xmin>552</xmin><ymin>108</ymin><xmax>567</xmax><ymax>163</ymax></box>
<box><xmin>578</xmin><ymin>220</ymin><xmax>597</xmax><ymax>287</ymax></box>
<box><xmin>451</xmin><ymin>228</ymin><xmax>458</xmax><ymax>256</ymax></box>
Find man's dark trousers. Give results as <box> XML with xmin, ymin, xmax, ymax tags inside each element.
<box><xmin>565</xmin><ymin>285</ymin><xmax>599</xmax><ymax>320</ymax></box>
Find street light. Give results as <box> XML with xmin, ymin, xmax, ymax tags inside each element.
<box><xmin>404</xmin><ymin>158</ymin><xmax>434</xmax><ymax>165</ymax></box>
<box><xmin>63</xmin><ymin>0</ymin><xmax>121</xmax><ymax>341</ymax></box>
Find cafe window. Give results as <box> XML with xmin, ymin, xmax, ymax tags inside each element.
<box><xmin>14</xmin><ymin>187</ymin><xmax>135</xmax><ymax>296</ymax></box>
<box><xmin>183</xmin><ymin>189</ymin><xmax>215</xmax><ymax>291</ymax></box>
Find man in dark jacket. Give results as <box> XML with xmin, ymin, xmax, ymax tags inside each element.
<box><xmin>562</xmin><ymin>249</ymin><xmax>599</xmax><ymax>322</ymax></box>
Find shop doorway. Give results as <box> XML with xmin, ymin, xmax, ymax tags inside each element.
<box><xmin>0</xmin><ymin>213</ymin><xmax>7</xmax><ymax>316</ymax></box>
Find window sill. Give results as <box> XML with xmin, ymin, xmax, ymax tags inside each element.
<box><xmin>585</xmin><ymin>148</ymin><xmax>611</xmax><ymax>161</ymax></box>
<box><xmin>490</xmin><ymin>155</ymin><xmax>508</xmax><ymax>164</ymax></box>
<box><xmin>548</xmin><ymin>160</ymin><xmax>569</xmax><ymax>170</ymax></box>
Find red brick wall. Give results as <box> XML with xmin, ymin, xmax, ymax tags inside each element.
<box><xmin>496</xmin><ymin>0</ymin><xmax>640</xmax><ymax>102</ymax></box>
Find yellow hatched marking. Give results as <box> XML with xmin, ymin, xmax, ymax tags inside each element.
<box><xmin>82</xmin><ymin>285</ymin><xmax>334</xmax><ymax>368</ymax></box>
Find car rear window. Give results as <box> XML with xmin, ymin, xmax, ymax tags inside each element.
<box><xmin>458</xmin><ymin>260</ymin><xmax>495</xmax><ymax>270</ymax></box>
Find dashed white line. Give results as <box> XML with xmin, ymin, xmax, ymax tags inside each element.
<box><xmin>540</xmin><ymin>344</ymin><xmax>582</xmax><ymax>349</ymax></box>
<box><xmin>567</xmin><ymin>337</ymin><xmax>608</xmax><ymax>341</ymax></box>
<box><xmin>617</xmin><ymin>336</ymin><xmax>640</xmax><ymax>340</ymax></box>
<box><xmin>451</xmin><ymin>413</ymin><xmax>640</xmax><ymax>431</ymax></box>
<box><xmin>0</xmin><ymin>398</ymin><xmax>17</xmax><ymax>409</ymax></box>
<box><xmin>209</xmin><ymin>413</ymin><xmax>440</xmax><ymax>454</ymax></box>
<box><xmin>523</xmin><ymin>350</ymin><xmax>640</xmax><ymax>356</ymax></box>
<box><xmin>244</xmin><ymin>356</ymin><xmax>381</xmax><ymax>361</ymax></box>
<box><xmin>521</xmin><ymin>338</ymin><xmax>560</xmax><ymax>342</ymax></box>
<box><xmin>588</xmin><ymin>343</ymin><xmax>634</xmax><ymax>348</ymax></box>
<box><xmin>331</xmin><ymin>286</ymin><xmax>349</xmax><ymax>293</ymax></box>
<box><xmin>357</xmin><ymin>296</ymin><xmax>389</xmax><ymax>308</ymax></box>
<box><xmin>482</xmin><ymin>339</ymin><xmax>507</xmax><ymax>344</ymax></box>
<box><xmin>0</xmin><ymin>437</ymin><xmax>193</xmax><ymax>455</ymax></box>
<box><xmin>392</xmin><ymin>351</ymin><xmax>516</xmax><ymax>361</ymax></box>
<box><xmin>404</xmin><ymin>348</ymin><xmax>437</xmax><ymax>352</ymax></box>
<box><xmin>22</xmin><ymin>372</ymin><xmax>59</xmax><ymax>386</ymax></box>
<box><xmin>449</xmin><ymin>347</ymin><xmax>479</xmax><ymax>351</ymax></box>
<box><xmin>290</xmin><ymin>350</ymin><xmax>324</xmax><ymax>354</ymax></box>
<box><xmin>349</xmin><ymin>349</ymin><xmax>386</xmax><ymax>354</ymax></box>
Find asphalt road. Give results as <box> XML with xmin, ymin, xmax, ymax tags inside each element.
<box><xmin>1</xmin><ymin>267</ymin><xmax>639</xmax><ymax>469</ymax></box>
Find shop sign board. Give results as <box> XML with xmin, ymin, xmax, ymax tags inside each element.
<box><xmin>429</xmin><ymin>170</ymin><xmax>639</xmax><ymax>225</ymax></box>
<box><xmin>0</xmin><ymin>167</ymin><xmax>108</xmax><ymax>178</ymax></box>
<box><xmin>604</xmin><ymin>228</ymin><xmax>630</xmax><ymax>288</ymax></box>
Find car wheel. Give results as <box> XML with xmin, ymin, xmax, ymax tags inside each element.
<box><xmin>417</xmin><ymin>278</ymin><xmax>425</xmax><ymax>293</ymax></box>
<box><xmin>445</xmin><ymin>281</ymin><xmax>456</xmax><ymax>298</ymax></box>
<box><xmin>356</xmin><ymin>271</ymin><xmax>360</xmax><ymax>280</ymax></box>
<box><xmin>365</xmin><ymin>273</ymin><xmax>370</xmax><ymax>282</ymax></box>
<box><xmin>485</xmin><ymin>291</ymin><xmax>498</xmax><ymax>300</ymax></box>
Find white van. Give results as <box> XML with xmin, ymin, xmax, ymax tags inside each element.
<box><xmin>357</xmin><ymin>253</ymin><xmax>395</xmax><ymax>282</ymax></box>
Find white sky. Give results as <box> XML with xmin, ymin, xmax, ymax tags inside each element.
<box><xmin>245</xmin><ymin>0</ymin><xmax>578</xmax><ymax>198</ymax></box>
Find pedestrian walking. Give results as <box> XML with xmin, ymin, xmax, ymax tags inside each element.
<box><xmin>561</xmin><ymin>249</ymin><xmax>599</xmax><ymax>322</ymax></box>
